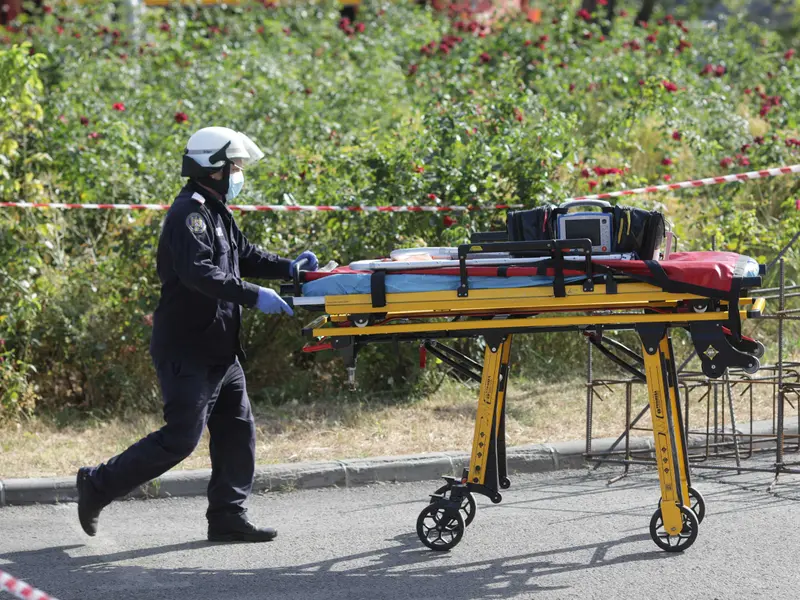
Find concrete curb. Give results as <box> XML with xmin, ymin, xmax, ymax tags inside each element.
<box><xmin>0</xmin><ymin>418</ymin><xmax>795</xmax><ymax>507</ymax></box>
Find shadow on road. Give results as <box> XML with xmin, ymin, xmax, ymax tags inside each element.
<box><xmin>0</xmin><ymin>530</ymin><xmax>669</xmax><ymax>600</ymax></box>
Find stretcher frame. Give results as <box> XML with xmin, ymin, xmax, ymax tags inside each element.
<box><xmin>285</xmin><ymin>240</ymin><xmax>766</xmax><ymax>553</ymax></box>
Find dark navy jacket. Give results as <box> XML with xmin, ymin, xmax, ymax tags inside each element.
<box><xmin>149</xmin><ymin>182</ymin><xmax>292</xmax><ymax>364</ymax></box>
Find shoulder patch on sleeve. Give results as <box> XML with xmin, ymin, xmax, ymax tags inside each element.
<box><xmin>186</xmin><ymin>212</ymin><xmax>207</xmax><ymax>235</ymax></box>
<box><xmin>191</xmin><ymin>192</ymin><xmax>206</xmax><ymax>204</ymax></box>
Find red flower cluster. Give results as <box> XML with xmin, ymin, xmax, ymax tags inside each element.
<box><xmin>676</xmin><ymin>39</ymin><xmax>692</xmax><ymax>53</ymax></box>
<box><xmin>661</xmin><ymin>80</ymin><xmax>678</xmax><ymax>92</ymax></box>
<box><xmin>719</xmin><ymin>157</ymin><xmax>733</xmax><ymax>168</ymax></box>
<box><xmin>174</xmin><ymin>112</ymin><xmax>188</xmax><ymax>124</ymax></box>
<box><xmin>736</xmin><ymin>154</ymin><xmax>750</xmax><ymax>166</ymax></box>
<box><xmin>112</xmin><ymin>102</ymin><xmax>125</xmax><ymax>112</ymax></box>
<box><xmin>672</xmin><ymin>130</ymin><xmax>682</xmax><ymax>140</ymax></box>
<box><xmin>454</xmin><ymin>20</ymin><xmax>490</xmax><ymax>36</ymax></box>
<box><xmin>786</xmin><ymin>138</ymin><xmax>800</xmax><ymax>148</ymax></box>
<box><xmin>407</xmin><ymin>63</ymin><xmax>418</xmax><ymax>76</ymax></box>
<box><xmin>581</xmin><ymin>167</ymin><xmax>624</xmax><ymax>178</ymax></box>
<box><xmin>479</xmin><ymin>52</ymin><xmax>491</xmax><ymax>64</ymax></box>
<box><xmin>646</xmin><ymin>33</ymin><xmax>657</xmax><ymax>43</ymax></box>
<box><xmin>577</xmin><ymin>8</ymin><xmax>592</xmax><ymax>22</ymax></box>
<box><xmin>622</xmin><ymin>39</ymin><xmax>642</xmax><ymax>51</ymax></box>
<box><xmin>514</xmin><ymin>108</ymin><xmax>524</xmax><ymax>122</ymax></box>
<box><xmin>338</xmin><ymin>18</ymin><xmax>365</xmax><ymax>36</ymax></box>
<box><xmin>420</xmin><ymin>34</ymin><xmax>463</xmax><ymax>57</ymax></box>
<box><xmin>80</xmin><ymin>116</ymin><xmax>89</xmax><ymax>126</ymax></box>
<box><xmin>757</xmin><ymin>94</ymin><xmax>782</xmax><ymax>118</ymax></box>
<box><xmin>785</xmin><ymin>49</ymin><xmax>795</xmax><ymax>61</ymax></box>
<box><xmin>661</xmin><ymin>158</ymin><xmax>673</xmax><ymax>166</ymax></box>
<box><xmin>701</xmin><ymin>64</ymin><xmax>726</xmax><ymax>77</ymax></box>
<box><xmin>442</xmin><ymin>216</ymin><xmax>456</xmax><ymax>228</ymax></box>
<box><xmin>159</xmin><ymin>22</ymin><xmax>170</xmax><ymax>33</ymax></box>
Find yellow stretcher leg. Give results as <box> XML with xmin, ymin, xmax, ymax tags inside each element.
<box><xmin>639</xmin><ymin>324</ymin><xmax>700</xmax><ymax>551</ymax></box>
<box><xmin>468</xmin><ymin>335</ymin><xmax>513</xmax><ymax>496</ymax></box>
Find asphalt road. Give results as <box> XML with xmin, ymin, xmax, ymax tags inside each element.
<box><xmin>2</xmin><ymin>461</ymin><xmax>799</xmax><ymax>600</ymax></box>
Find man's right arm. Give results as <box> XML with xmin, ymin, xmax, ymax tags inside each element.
<box><xmin>168</xmin><ymin>208</ymin><xmax>260</xmax><ymax>307</ymax></box>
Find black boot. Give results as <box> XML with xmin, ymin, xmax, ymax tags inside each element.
<box><xmin>76</xmin><ymin>467</ymin><xmax>108</xmax><ymax>536</ymax></box>
<box><xmin>207</xmin><ymin>515</ymin><xmax>278</xmax><ymax>543</ymax></box>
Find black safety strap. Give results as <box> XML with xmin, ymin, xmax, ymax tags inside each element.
<box><xmin>371</xmin><ymin>270</ymin><xmax>387</xmax><ymax>308</ymax></box>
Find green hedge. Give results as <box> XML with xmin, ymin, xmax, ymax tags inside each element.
<box><xmin>1</xmin><ymin>1</ymin><xmax>798</xmax><ymax>420</ymax></box>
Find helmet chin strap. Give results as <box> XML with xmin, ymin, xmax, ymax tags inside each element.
<box><xmin>196</xmin><ymin>161</ymin><xmax>231</xmax><ymax>202</ymax></box>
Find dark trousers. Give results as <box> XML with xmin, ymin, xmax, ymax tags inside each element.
<box><xmin>88</xmin><ymin>358</ymin><xmax>256</xmax><ymax>521</ymax></box>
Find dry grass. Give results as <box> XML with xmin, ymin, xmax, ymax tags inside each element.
<box><xmin>0</xmin><ymin>374</ymin><xmax>789</xmax><ymax>479</ymax></box>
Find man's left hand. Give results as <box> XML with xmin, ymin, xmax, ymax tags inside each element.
<box><xmin>291</xmin><ymin>250</ymin><xmax>319</xmax><ymax>273</ymax></box>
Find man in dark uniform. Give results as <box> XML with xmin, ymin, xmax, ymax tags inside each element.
<box><xmin>76</xmin><ymin>126</ymin><xmax>318</xmax><ymax>543</ymax></box>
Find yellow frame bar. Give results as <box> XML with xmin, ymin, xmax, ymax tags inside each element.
<box><xmin>311</xmin><ymin>307</ymin><xmax>752</xmax><ymax>339</ymax></box>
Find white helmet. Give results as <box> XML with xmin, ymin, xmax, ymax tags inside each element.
<box><xmin>181</xmin><ymin>126</ymin><xmax>264</xmax><ymax>175</ymax></box>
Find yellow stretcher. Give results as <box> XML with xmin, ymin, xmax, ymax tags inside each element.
<box><xmin>283</xmin><ymin>238</ymin><xmax>766</xmax><ymax>552</ymax></box>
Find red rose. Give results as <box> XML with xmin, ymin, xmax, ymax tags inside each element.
<box><xmin>112</xmin><ymin>102</ymin><xmax>125</xmax><ymax>111</ymax></box>
<box><xmin>577</xmin><ymin>8</ymin><xmax>592</xmax><ymax>21</ymax></box>
<box><xmin>663</xmin><ymin>174</ymin><xmax>672</xmax><ymax>181</ymax></box>
<box><xmin>88</xmin><ymin>132</ymin><xmax>100</xmax><ymax>139</ymax></box>
<box><xmin>80</xmin><ymin>116</ymin><xmax>89</xmax><ymax>126</ymax></box>
<box><xmin>737</xmin><ymin>156</ymin><xmax>750</xmax><ymax>166</ymax></box>
<box><xmin>427</xmin><ymin>193</ymin><xmax>438</xmax><ymax>200</ymax></box>
<box><xmin>355</xmin><ymin>23</ymin><xmax>365</xmax><ymax>33</ymax></box>
<box><xmin>715</xmin><ymin>65</ymin><xmax>726</xmax><ymax>77</ymax></box>
<box><xmin>174</xmin><ymin>111</ymin><xmax>188</xmax><ymax>124</ymax></box>
<box><xmin>414</xmin><ymin>165</ymin><xmax>424</xmax><ymax>173</ymax></box>
<box><xmin>304</xmin><ymin>87</ymin><xmax>312</xmax><ymax>95</ymax></box>
<box><xmin>638</xmin><ymin>79</ymin><xmax>645</xmax><ymax>86</ymax></box>
<box><xmin>661</xmin><ymin>158</ymin><xmax>673</xmax><ymax>166</ymax></box>
<box><xmin>786</xmin><ymin>138</ymin><xmax>800</xmax><ymax>148</ymax></box>
<box><xmin>720</xmin><ymin>157</ymin><xmax>733</xmax><ymax>168</ymax></box>
<box><xmin>661</xmin><ymin>80</ymin><xmax>678</xmax><ymax>92</ymax></box>
<box><xmin>759</xmin><ymin>104</ymin><xmax>771</xmax><ymax>117</ymax></box>
<box><xmin>701</xmin><ymin>64</ymin><xmax>713</xmax><ymax>75</ymax></box>
<box><xmin>569</xmin><ymin>83</ymin><xmax>576</xmax><ymax>92</ymax></box>
<box><xmin>581</xmin><ymin>168</ymin><xmax>590</xmax><ymax>178</ymax></box>
<box><xmin>796</xmin><ymin>198</ymin><xmax>800</xmax><ymax>210</ymax></box>
<box><xmin>754</xmin><ymin>136</ymin><xmax>765</xmax><ymax>145</ymax></box>
<box><xmin>443</xmin><ymin>216</ymin><xmax>456</xmax><ymax>228</ymax></box>
<box><xmin>524</xmin><ymin>40</ymin><xmax>532</xmax><ymax>47</ymax></box>
<box><xmin>672</xmin><ymin>131</ymin><xmax>681</xmax><ymax>140</ymax></box>
<box><xmin>407</xmin><ymin>63</ymin><xmax>418</xmax><ymax>76</ymax></box>
<box><xmin>744</xmin><ymin>88</ymin><xmax>751</xmax><ymax>94</ymax></box>
<box><xmin>43</xmin><ymin>5</ymin><xmax>52</xmax><ymax>13</ymax></box>
<box><xmin>588</xmin><ymin>180</ymin><xmax>599</xmax><ymax>190</ymax></box>
<box><xmin>479</xmin><ymin>52</ymin><xmax>491</xmax><ymax>63</ymax></box>
<box><xmin>646</xmin><ymin>34</ymin><xmax>657</xmax><ymax>43</ymax></box>
<box><xmin>159</xmin><ymin>22</ymin><xmax>170</xmax><ymax>32</ymax></box>
<box><xmin>785</xmin><ymin>49</ymin><xmax>796</xmax><ymax>60</ymax></box>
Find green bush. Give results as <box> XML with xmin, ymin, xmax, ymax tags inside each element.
<box><xmin>0</xmin><ymin>1</ymin><xmax>798</xmax><ymax>420</ymax></box>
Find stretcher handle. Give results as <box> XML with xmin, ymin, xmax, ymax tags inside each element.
<box><xmin>558</xmin><ymin>199</ymin><xmax>612</xmax><ymax>209</ymax></box>
<box><xmin>293</xmin><ymin>258</ymin><xmax>310</xmax><ymax>297</ymax></box>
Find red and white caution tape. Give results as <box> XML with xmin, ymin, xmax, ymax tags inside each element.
<box><xmin>0</xmin><ymin>569</ymin><xmax>59</xmax><ymax>600</ymax></box>
<box><xmin>568</xmin><ymin>164</ymin><xmax>800</xmax><ymax>202</ymax></box>
<box><xmin>0</xmin><ymin>202</ymin><xmax>520</xmax><ymax>213</ymax></box>
<box><xmin>0</xmin><ymin>164</ymin><xmax>797</xmax><ymax>213</ymax></box>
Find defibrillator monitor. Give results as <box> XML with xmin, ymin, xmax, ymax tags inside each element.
<box><xmin>557</xmin><ymin>212</ymin><xmax>613</xmax><ymax>254</ymax></box>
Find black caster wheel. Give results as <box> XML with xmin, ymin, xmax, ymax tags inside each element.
<box><xmin>688</xmin><ymin>486</ymin><xmax>706</xmax><ymax>524</ymax></box>
<box><xmin>430</xmin><ymin>485</ymin><xmax>477</xmax><ymax>526</ymax></box>
<box><xmin>417</xmin><ymin>502</ymin><xmax>465</xmax><ymax>551</ymax></box>
<box><xmin>743</xmin><ymin>357</ymin><xmax>760</xmax><ymax>375</ymax></box>
<box><xmin>649</xmin><ymin>505</ymin><xmax>699</xmax><ymax>552</ymax></box>
<box><xmin>350</xmin><ymin>314</ymin><xmax>373</xmax><ymax>328</ymax></box>
<box><xmin>500</xmin><ymin>477</ymin><xmax>511</xmax><ymax>490</ymax></box>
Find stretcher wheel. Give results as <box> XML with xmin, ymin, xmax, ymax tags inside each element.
<box><xmin>753</xmin><ymin>341</ymin><xmax>765</xmax><ymax>359</ymax></box>
<box><xmin>742</xmin><ymin>358</ymin><xmax>760</xmax><ymax>375</ymax></box>
<box><xmin>649</xmin><ymin>505</ymin><xmax>699</xmax><ymax>552</ymax></box>
<box><xmin>430</xmin><ymin>485</ymin><xmax>477</xmax><ymax>526</ymax></box>
<box><xmin>500</xmin><ymin>477</ymin><xmax>511</xmax><ymax>490</ymax></box>
<box><xmin>350</xmin><ymin>314</ymin><xmax>373</xmax><ymax>328</ymax></box>
<box><xmin>417</xmin><ymin>502</ymin><xmax>465</xmax><ymax>551</ymax></box>
<box><xmin>688</xmin><ymin>486</ymin><xmax>706</xmax><ymax>524</ymax></box>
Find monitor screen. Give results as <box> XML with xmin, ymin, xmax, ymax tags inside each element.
<box><xmin>564</xmin><ymin>218</ymin><xmax>602</xmax><ymax>245</ymax></box>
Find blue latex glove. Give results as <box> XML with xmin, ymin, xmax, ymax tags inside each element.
<box><xmin>290</xmin><ymin>250</ymin><xmax>319</xmax><ymax>274</ymax></box>
<box><xmin>255</xmin><ymin>287</ymin><xmax>293</xmax><ymax>316</ymax></box>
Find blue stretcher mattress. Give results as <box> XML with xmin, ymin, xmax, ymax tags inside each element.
<box><xmin>302</xmin><ymin>273</ymin><xmax>585</xmax><ymax>297</ymax></box>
